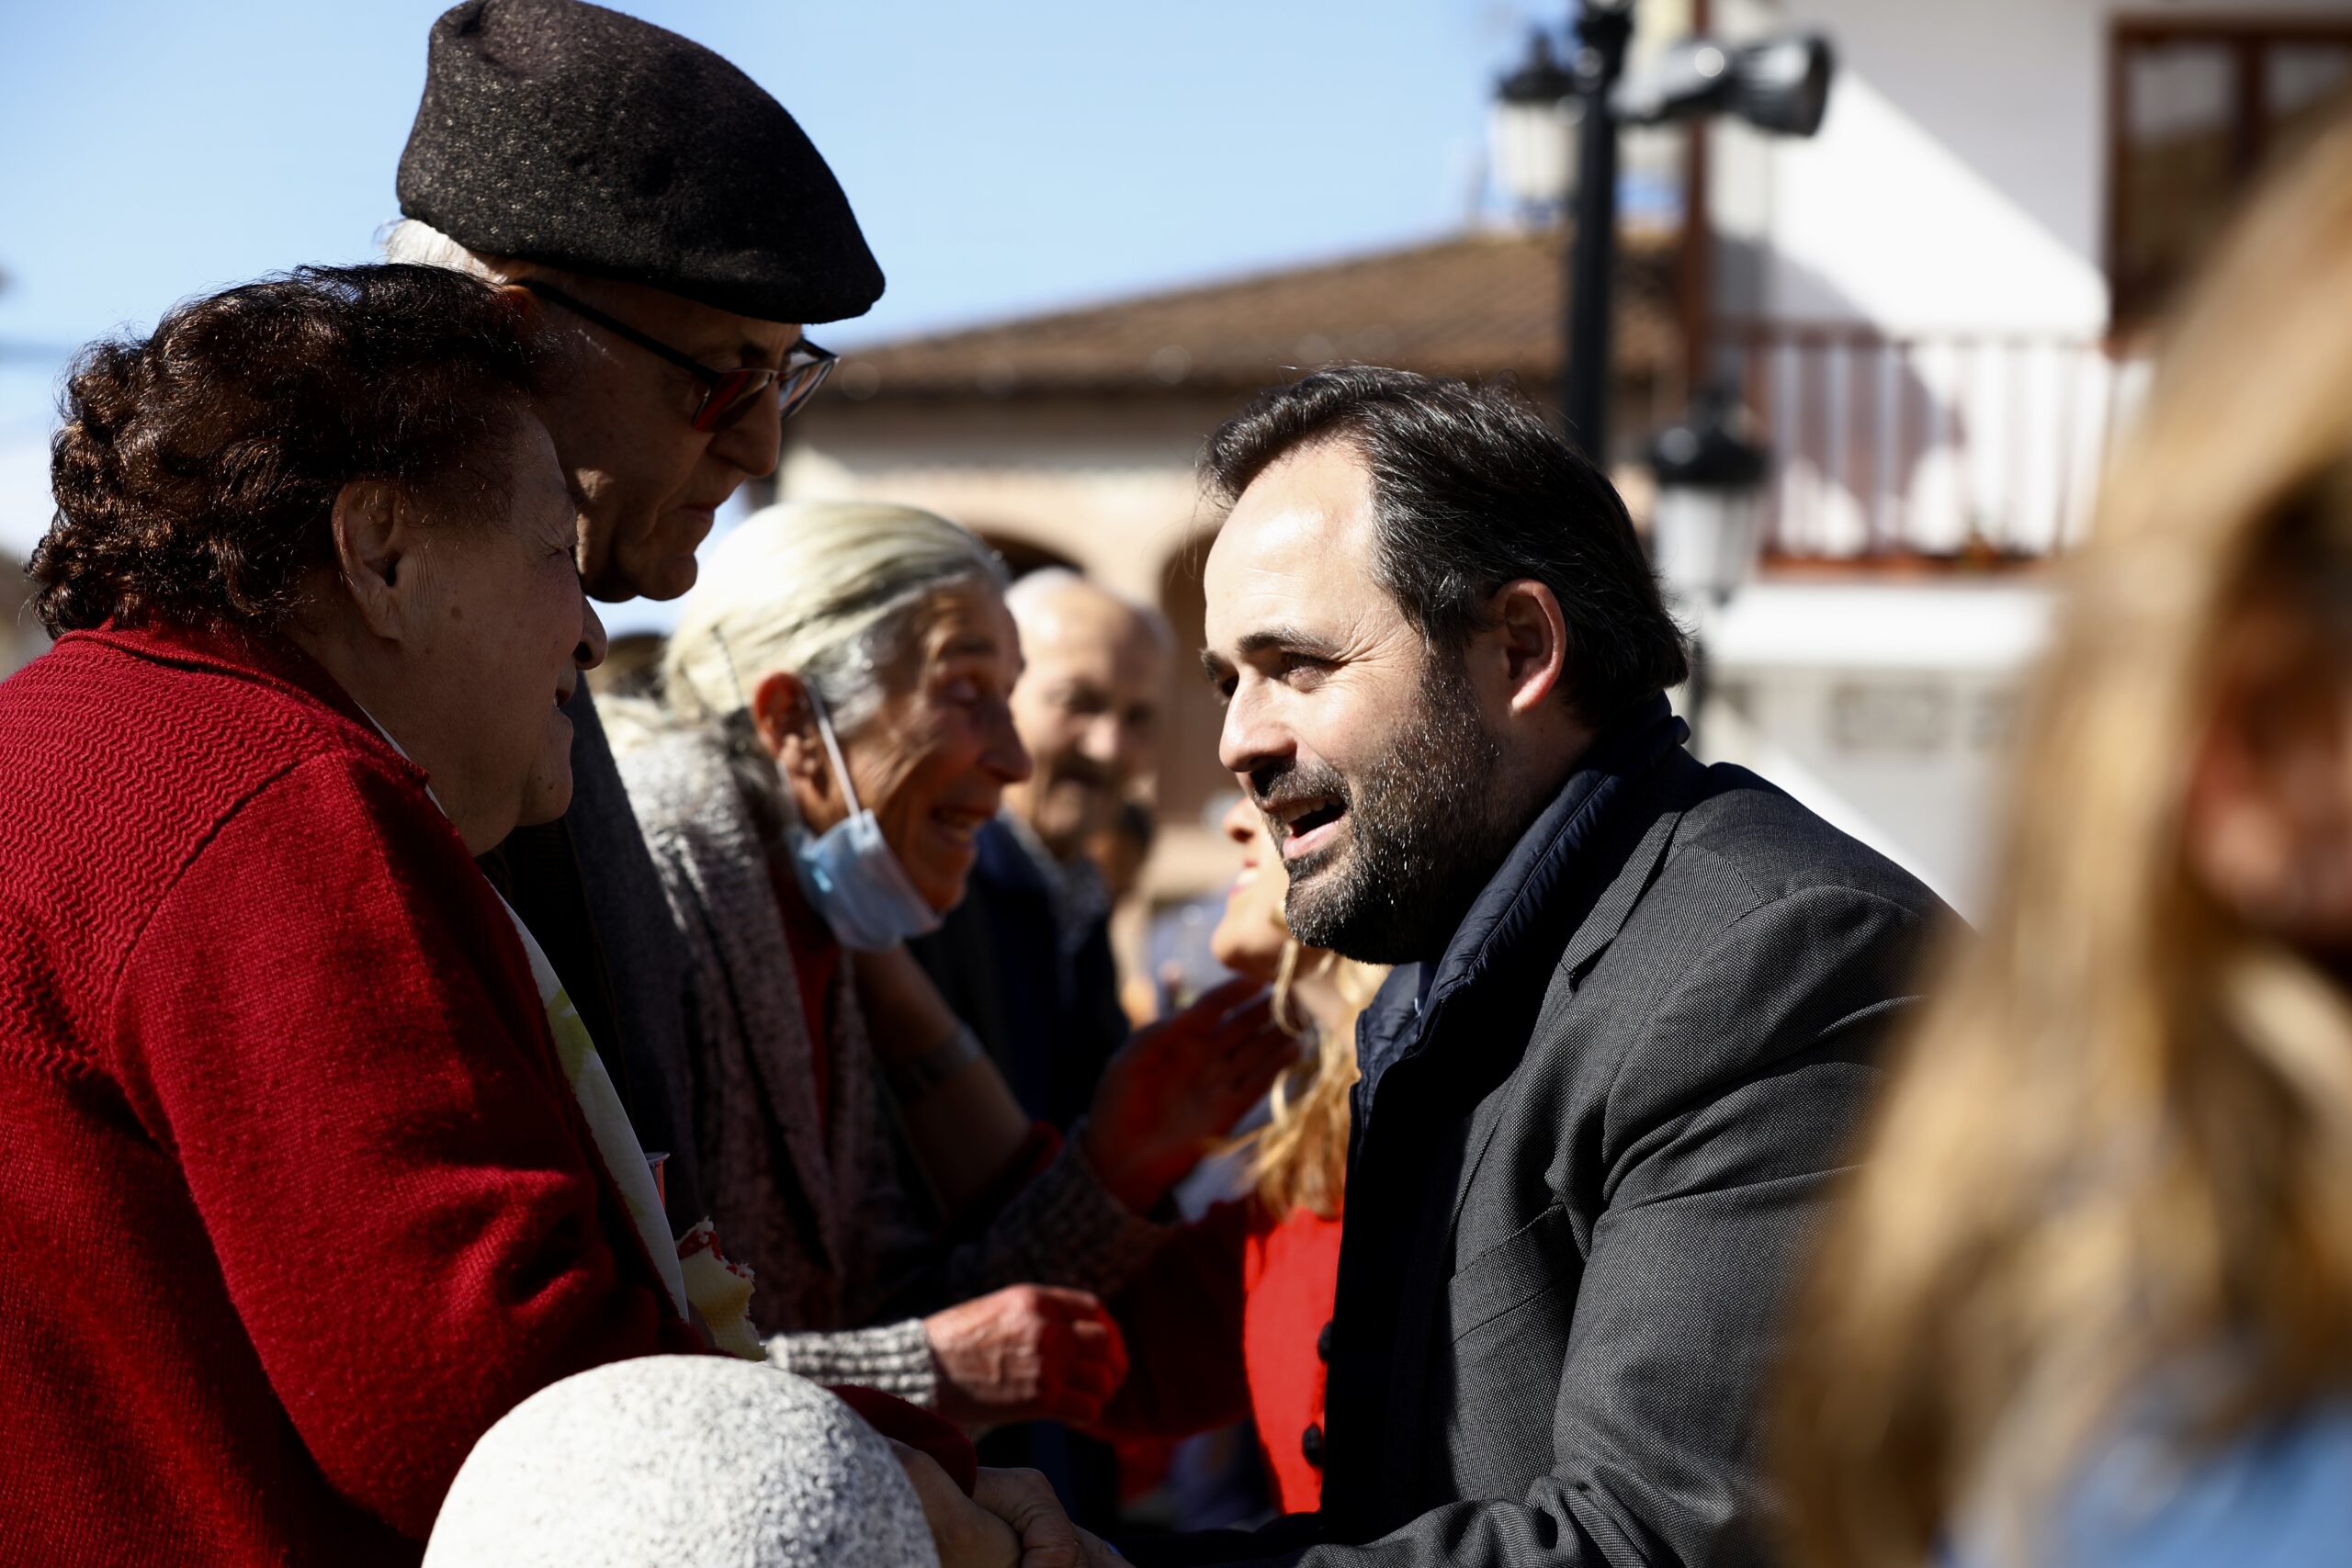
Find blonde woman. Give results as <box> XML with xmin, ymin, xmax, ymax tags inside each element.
<box><xmin>1778</xmin><ymin>111</ymin><xmax>2352</xmax><ymax>1568</ymax></box>
<box><xmin>1100</xmin><ymin>796</ymin><xmax>1386</xmax><ymax>1515</ymax></box>
<box><xmin>611</xmin><ymin>501</ymin><xmax>1294</xmax><ymax>1433</ymax></box>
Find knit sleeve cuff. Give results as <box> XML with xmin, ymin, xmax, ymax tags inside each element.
<box><xmin>951</xmin><ymin>1130</ymin><xmax>1174</xmax><ymax>1303</ymax></box>
<box><xmin>764</xmin><ymin>1318</ymin><xmax>939</xmax><ymax>1406</ymax></box>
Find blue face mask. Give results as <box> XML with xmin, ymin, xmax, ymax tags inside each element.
<box><xmin>786</xmin><ymin>689</ymin><xmax>943</xmax><ymax>953</ymax></box>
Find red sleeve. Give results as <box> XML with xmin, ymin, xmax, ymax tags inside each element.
<box><xmin>828</xmin><ymin>1385</ymin><xmax>978</xmax><ymax>1495</ymax></box>
<box><xmin>109</xmin><ymin>753</ymin><xmax>701</xmax><ymax>1540</ymax></box>
<box><xmin>1092</xmin><ymin>1197</ymin><xmax>1254</xmax><ymax>1439</ymax></box>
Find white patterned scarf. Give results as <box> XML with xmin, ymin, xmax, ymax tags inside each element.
<box><xmin>361</xmin><ymin>706</ymin><xmax>762</xmax><ymax>1359</ymax></box>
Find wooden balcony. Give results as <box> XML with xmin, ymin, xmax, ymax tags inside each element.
<box><xmin>1711</xmin><ymin>318</ymin><xmax>2152</xmax><ymax>567</ymax></box>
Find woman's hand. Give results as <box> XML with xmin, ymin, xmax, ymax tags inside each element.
<box><xmin>1080</xmin><ymin>976</ymin><xmax>1295</xmax><ymax>1212</ymax></box>
<box><xmin>923</xmin><ymin>1284</ymin><xmax>1130</xmax><ymax>1427</ymax></box>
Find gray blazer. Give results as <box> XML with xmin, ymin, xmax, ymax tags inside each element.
<box><xmin>1133</xmin><ymin>711</ymin><xmax>1949</xmax><ymax>1567</ymax></box>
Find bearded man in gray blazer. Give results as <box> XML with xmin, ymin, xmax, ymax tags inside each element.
<box><xmin>1154</xmin><ymin>367</ymin><xmax>1950</xmax><ymax>1567</ymax></box>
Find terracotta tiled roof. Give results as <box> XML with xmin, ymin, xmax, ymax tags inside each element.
<box><xmin>825</xmin><ymin>227</ymin><xmax>1681</xmax><ymax>402</ymax></box>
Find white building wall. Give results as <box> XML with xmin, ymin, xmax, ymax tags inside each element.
<box><xmin>784</xmin><ymin>398</ymin><xmax>1230</xmax><ymax>606</ymax></box>
<box><xmin>1714</xmin><ymin>0</ymin><xmax>2351</xmax><ymax>334</ymax></box>
<box><xmin>1695</xmin><ymin>581</ymin><xmax>2058</xmax><ymax>919</ymax></box>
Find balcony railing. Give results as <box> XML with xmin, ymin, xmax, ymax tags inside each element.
<box><xmin>1710</xmin><ymin>319</ymin><xmax>2153</xmax><ymax>563</ymax></box>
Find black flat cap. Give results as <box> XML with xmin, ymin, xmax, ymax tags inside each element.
<box><xmin>397</xmin><ymin>0</ymin><xmax>883</xmax><ymax>324</ymax></box>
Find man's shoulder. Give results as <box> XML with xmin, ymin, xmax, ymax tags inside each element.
<box><xmin>1654</xmin><ymin>760</ymin><xmax>1946</xmax><ymax>926</ymax></box>
<box><xmin>1534</xmin><ymin>759</ymin><xmax>1951</xmax><ymax>1103</ymax></box>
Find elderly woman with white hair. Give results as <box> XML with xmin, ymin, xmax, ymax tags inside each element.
<box><xmin>611</xmin><ymin>501</ymin><xmax>1293</xmax><ymax>1430</ymax></box>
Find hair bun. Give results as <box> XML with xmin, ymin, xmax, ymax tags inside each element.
<box><xmin>28</xmin><ymin>264</ymin><xmax>542</xmax><ymax>637</ymax></box>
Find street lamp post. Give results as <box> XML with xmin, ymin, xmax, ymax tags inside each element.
<box><xmin>1564</xmin><ymin>2</ymin><xmax>1635</xmax><ymax>461</ymax></box>
<box><xmin>1490</xmin><ymin>7</ymin><xmax>1835</xmax><ymax>463</ymax></box>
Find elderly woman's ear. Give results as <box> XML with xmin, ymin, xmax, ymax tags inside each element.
<box><xmin>328</xmin><ymin>479</ymin><xmax>417</xmax><ymax>637</ymax></box>
<box><xmin>752</xmin><ymin>670</ymin><xmax>841</xmax><ymax>823</ymax></box>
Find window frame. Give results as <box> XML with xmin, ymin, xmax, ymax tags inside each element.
<box><xmin>2107</xmin><ymin>15</ymin><xmax>2352</xmax><ymax>329</ymax></box>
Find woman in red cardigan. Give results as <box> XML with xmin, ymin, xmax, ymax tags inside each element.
<box><xmin>1100</xmin><ymin>798</ymin><xmax>1387</xmax><ymax>1514</ymax></box>
<box><xmin>0</xmin><ymin>267</ymin><xmax>994</xmax><ymax>1568</ymax></box>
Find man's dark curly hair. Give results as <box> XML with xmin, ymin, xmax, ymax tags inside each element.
<box><xmin>1204</xmin><ymin>367</ymin><xmax>1689</xmax><ymax>726</ymax></box>
<box><xmin>30</xmin><ymin>263</ymin><xmax>547</xmax><ymax>636</ymax></box>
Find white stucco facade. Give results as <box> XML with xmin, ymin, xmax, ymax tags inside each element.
<box><xmin>1713</xmin><ymin>0</ymin><xmax>2350</xmax><ymax>333</ymax></box>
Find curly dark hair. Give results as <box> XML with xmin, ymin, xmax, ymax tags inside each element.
<box><xmin>1204</xmin><ymin>367</ymin><xmax>1689</xmax><ymax>726</ymax></box>
<box><xmin>30</xmin><ymin>264</ymin><xmax>547</xmax><ymax>636</ymax></box>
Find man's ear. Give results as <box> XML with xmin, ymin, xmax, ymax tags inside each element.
<box><xmin>330</xmin><ymin>479</ymin><xmax>411</xmax><ymax>640</ymax></box>
<box><xmin>1484</xmin><ymin>578</ymin><xmax>1570</xmax><ymax>717</ymax></box>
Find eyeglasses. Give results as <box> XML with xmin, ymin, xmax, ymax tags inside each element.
<box><xmin>520</xmin><ymin>279</ymin><xmax>837</xmax><ymax>432</ymax></box>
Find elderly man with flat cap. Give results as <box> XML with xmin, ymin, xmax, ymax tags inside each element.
<box><xmin>387</xmin><ymin>8</ymin><xmax>1125</xmax><ymax>1563</ymax></box>
<box><xmin>387</xmin><ymin>0</ymin><xmax>873</xmax><ymax>1239</ymax></box>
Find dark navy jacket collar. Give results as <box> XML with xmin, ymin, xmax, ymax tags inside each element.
<box><xmin>1363</xmin><ymin>694</ymin><xmax>1690</xmax><ymax>1104</ymax></box>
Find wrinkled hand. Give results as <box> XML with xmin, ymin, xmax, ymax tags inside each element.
<box><xmin>924</xmin><ymin>1285</ymin><xmax>1130</xmax><ymax>1427</ymax></box>
<box><xmin>971</xmin><ymin>1467</ymin><xmax>1122</xmax><ymax>1567</ymax></box>
<box><xmin>894</xmin><ymin>1442</ymin><xmax>1020</xmax><ymax>1568</ymax></box>
<box><xmin>1081</xmin><ymin>976</ymin><xmax>1295</xmax><ymax>1211</ymax></box>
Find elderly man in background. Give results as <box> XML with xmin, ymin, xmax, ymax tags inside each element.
<box><xmin>383</xmin><ymin>0</ymin><xmax>881</xmax><ymax>1234</ymax></box>
<box><xmin>913</xmin><ymin>569</ymin><xmax>1172</xmax><ymax>1130</ymax></box>
<box><xmin>904</xmin><ymin>568</ymin><xmax>1172</xmax><ymax>1532</ymax></box>
<box><xmin>1144</xmin><ymin>367</ymin><xmax>1950</xmax><ymax>1567</ymax></box>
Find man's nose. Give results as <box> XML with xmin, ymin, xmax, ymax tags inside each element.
<box><xmin>1080</xmin><ymin>713</ymin><xmax>1122</xmax><ymax>768</ymax></box>
<box><xmin>1217</xmin><ymin>681</ymin><xmax>1287</xmax><ymax>778</ymax></box>
<box><xmin>574</xmin><ymin>592</ymin><xmax>609</xmax><ymax>672</ymax></box>
<box><xmin>989</xmin><ymin>706</ymin><xmax>1035</xmax><ymax>784</ymax></box>
<box><xmin>705</xmin><ymin>389</ymin><xmax>784</xmax><ymax>481</ymax></box>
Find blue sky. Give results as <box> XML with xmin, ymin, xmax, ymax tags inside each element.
<box><xmin>0</xmin><ymin>0</ymin><xmax>1556</xmax><ymax>612</ymax></box>
<box><xmin>0</xmin><ymin>2</ymin><xmax>1547</xmax><ymax>384</ymax></box>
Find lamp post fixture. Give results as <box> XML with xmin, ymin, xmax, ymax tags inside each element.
<box><xmin>1646</xmin><ymin>387</ymin><xmax>1770</xmax><ymax>608</ymax></box>
<box><xmin>1489</xmin><ymin>33</ymin><xmax>1579</xmax><ymax>221</ymax></box>
<box><xmin>1646</xmin><ymin>386</ymin><xmax>1770</xmax><ymax>752</ymax></box>
<box><xmin>1490</xmin><ymin>6</ymin><xmax>1834</xmax><ymax>465</ymax></box>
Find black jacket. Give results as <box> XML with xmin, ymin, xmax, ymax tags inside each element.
<box><xmin>482</xmin><ymin>684</ymin><xmax>704</xmax><ymax>1229</ymax></box>
<box><xmin>910</xmin><ymin>816</ymin><xmax>1129</xmax><ymax>1130</ymax></box>
<box><xmin>1131</xmin><ymin>712</ymin><xmax>1948</xmax><ymax>1566</ymax></box>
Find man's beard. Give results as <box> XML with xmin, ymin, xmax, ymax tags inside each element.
<box><xmin>1261</xmin><ymin>652</ymin><xmax>1516</xmax><ymax>965</ymax></box>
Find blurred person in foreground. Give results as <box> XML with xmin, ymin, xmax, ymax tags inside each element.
<box><xmin>609</xmin><ymin>501</ymin><xmax>1295</xmax><ymax>1430</ymax></box>
<box><xmin>424</xmin><ymin>1358</ymin><xmax>936</xmax><ymax>1567</ymax></box>
<box><xmin>1101</xmin><ymin>796</ymin><xmax>1386</xmax><ymax>1515</ymax></box>
<box><xmin>1144</xmin><ymin>367</ymin><xmax>1948</xmax><ymax>1567</ymax></box>
<box><xmin>914</xmin><ymin>568</ymin><xmax>1173</xmax><ymax>1131</ymax></box>
<box><xmin>1778</xmin><ymin>111</ymin><xmax>2352</xmax><ymax>1568</ymax></box>
<box><xmin>385</xmin><ymin>0</ymin><xmax>884</xmax><ymax>1237</ymax></box>
<box><xmin>0</xmin><ymin>265</ymin><xmax>708</xmax><ymax>1567</ymax></box>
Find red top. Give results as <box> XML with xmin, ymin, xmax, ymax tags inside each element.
<box><xmin>0</xmin><ymin>623</ymin><xmax>705</xmax><ymax>1568</ymax></box>
<box><xmin>1102</xmin><ymin>1195</ymin><xmax>1346</xmax><ymax>1514</ymax></box>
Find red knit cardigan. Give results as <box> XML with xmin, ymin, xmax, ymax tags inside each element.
<box><xmin>0</xmin><ymin>622</ymin><xmax>704</xmax><ymax>1568</ymax></box>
